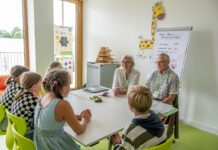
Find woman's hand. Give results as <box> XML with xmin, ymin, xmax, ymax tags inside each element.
<box><xmin>113</xmin><ymin>88</ymin><xmax>121</xmax><ymax>96</ymax></box>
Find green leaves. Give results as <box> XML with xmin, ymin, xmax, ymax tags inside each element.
<box><xmin>0</xmin><ymin>27</ymin><xmax>23</xmax><ymax>39</ymax></box>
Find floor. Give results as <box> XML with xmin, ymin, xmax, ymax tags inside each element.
<box><xmin>1</xmin><ymin>123</ymin><xmax>218</xmax><ymax>150</ymax></box>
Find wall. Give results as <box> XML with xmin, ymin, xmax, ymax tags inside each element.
<box><xmin>83</xmin><ymin>0</ymin><xmax>218</xmax><ymax>135</ymax></box>
<box><xmin>27</xmin><ymin>0</ymin><xmax>54</xmax><ymax>74</ymax></box>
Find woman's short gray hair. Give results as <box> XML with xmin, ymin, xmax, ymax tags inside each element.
<box><xmin>121</xmin><ymin>55</ymin><xmax>135</xmax><ymax>67</ymax></box>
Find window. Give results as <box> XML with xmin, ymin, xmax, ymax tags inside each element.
<box><xmin>0</xmin><ymin>0</ymin><xmax>29</xmax><ymax>75</ymax></box>
<box><xmin>53</xmin><ymin>0</ymin><xmax>83</xmax><ymax>89</ymax></box>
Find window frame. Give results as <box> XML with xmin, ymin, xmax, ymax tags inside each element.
<box><xmin>23</xmin><ymin>0</ymin><xmax>30</xmax><ymax>69</ymax></box>
<box><xmin>57</xmin><ymin>0</ymin><xmax>83</xmax><ymax>90</ymax></box>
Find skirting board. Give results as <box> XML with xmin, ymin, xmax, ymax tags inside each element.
<box><xmin>180</xmin><ymin>118</ymin><xmax>218</xmax><ymax>136</ymax></box>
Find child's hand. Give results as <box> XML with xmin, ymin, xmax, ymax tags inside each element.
<box><xmin>76</xmin><ymin>114</ymin><xmax>82</xmax><ymax>121</ymax></box>
<box><xmin>81</xmin><ymin>109</ymin><xmax>92</xmax><ymax>122</ymax></box>
<box><xmin>77</xmin><ymin>110</ymin><xmax>86</xmax><ymax>121</ymax></box>
<box><xmin>111</xmin><ymin>133</ymin><xmax>121</xmax><ymax>145</ymax></box>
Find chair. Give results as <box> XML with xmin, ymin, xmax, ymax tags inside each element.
<box><xmin>145</xmin><ymin>135</ymin><xmax>174</xmax><ymax>150</ymax></box>
<box><xmin>0</xmin><ymin>104</ymin><xmax>6</xmax><ymax>135</ymax></box>
<box><xmin>5</xmin><ymin>109</ymin><xmax>27</xmax><ymax>150</ymax></box>
<box><xmin>0</xmin><ymin>75</ymin><xmax>10</xmax><ymax>97</ymax></box>
<box><xmin>166</xmin><ymin>95</ymin><xmax>179</xmax><ymax>139</ymax></box>
<box><xmin>12</xmin><ymin>124</ymin><xmax>35</xmax><ymax>150</ymax></box>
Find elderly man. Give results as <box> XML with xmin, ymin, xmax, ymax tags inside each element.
<box><xmin>146</xmin><ymin>53</ymin><xmax>179</xmax><ymax>104</ymax></box>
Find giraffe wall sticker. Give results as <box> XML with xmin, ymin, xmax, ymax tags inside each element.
<box><xmin>139</xmin><ymin>2</ymin><xmax>165</xmax><ymax>50</ymax></box>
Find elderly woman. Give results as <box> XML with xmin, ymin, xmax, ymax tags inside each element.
<box><xmin>112</xmin><ymin>55</ymin><xmax>140</xmax><ymax>96</ymax></box>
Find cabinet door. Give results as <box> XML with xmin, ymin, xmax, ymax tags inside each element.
<box><xmin>87</xmin><ymin>64</ymin><xmax>100</xmax><ymax>87</ymax></box>
<box><xmin>100</xmin><ymin>64</ymin><xmax>119</xmax><ymax>88</ymax></box>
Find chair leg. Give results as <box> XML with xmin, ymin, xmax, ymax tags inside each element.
<box><xmin>167</xmin><ymin>114</ymin><xmax>175</xmax><ymax>139</ymax></box>
<box><xmin>174</xmin><ymin>112</ymin><xmax>179</xmax><ymax>139</ymax></box>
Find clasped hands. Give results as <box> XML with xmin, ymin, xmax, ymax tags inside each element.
<box><xmin>76</xmin><ymin>109</ymin><xmax>92</xmax><ymax>121</ymax></box>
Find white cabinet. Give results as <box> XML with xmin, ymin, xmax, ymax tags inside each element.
<box><xmin>86</xmin><ymin>62</ymin><xmax>120</xmax><ymax>88</ymax></box>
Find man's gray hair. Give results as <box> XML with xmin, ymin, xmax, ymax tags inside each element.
<box><xmin>159</xmin><ymin>53</ymin><xmax>170</xmax><ymax>61</ymax></box>
<box><xmin>121</xmin><ymin>55</ymin><xmax>135</xmax><ymax>66</ymax></box>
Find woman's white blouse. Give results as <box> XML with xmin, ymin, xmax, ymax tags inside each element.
<box><xmin>112</xmin><ymin>68</ymin><xmax>140</xmax><ymax>90</ymax></box>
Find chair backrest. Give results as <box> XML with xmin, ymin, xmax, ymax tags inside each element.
<box><xmin>0</xmin><ymin>74</ymin><xmax>10</xmax><ymax>89</ymax></box>
<box><xmin>173</xmin><ymin>95</ymin><xmax>178</xmax><ymax>108</ymax></box>
<box><xmin>12</xmin><ymin>124</ymin><xmax>35</xmax><ymax>150</ymax></box>
<box><xmin>5</xmin><ymin>109</ymin><xmax>27</xmax><ymax>150</ymax></box>
<box><xmin>145</xmin><ymin>136</ymin><xmax>174</xmax><ymax>150</ymax></box>
<box><xmin>0</xmin><ymin>105</ymin><xmax>5</xmax><ymax>122</ymax></box>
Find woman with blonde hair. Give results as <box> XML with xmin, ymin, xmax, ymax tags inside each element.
<box><xmin>112</xmin><ymin>55</ymin><xmax>140</xmax><ymax>96</ymax></box>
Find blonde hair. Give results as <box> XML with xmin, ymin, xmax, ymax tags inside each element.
<box><xmin>15</xmin><ymin>72</ymin><xmax>42</xmax><ymax>100</ymax></box>
<box><xmin>121</xmin><ymin>55</ymin><xmax>135</xmax><ymax>67</ymax></box>
<box><xmin>46</xmin><ymin>61</ymin><xmax>62</xmax><ymax>73</ymax></box>
<box><xmin>127</xmin><ymin>85</ymin><xmax>152</xmax><ymax>113</ymax></box>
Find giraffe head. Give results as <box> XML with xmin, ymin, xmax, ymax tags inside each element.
<box><xmin>153</xmin><ymin>2</ymin><xmax>165</xmax><ymax>20</ymax></box>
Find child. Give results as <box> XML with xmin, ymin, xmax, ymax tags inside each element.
<box><xmin>46</xmin><ymin>61</ymin><xmax>62</xmax><ymax>72</ymax></box>
<box><xmin>11</xmin><ymin>71</ymin><xmax>42</xmax><ymax>140</ymax></box>
<box><xmin>34</xmin><ymin>70</ymin><xmax>91</xmax><ymax>150</ymax></box>
<box><xmin>38</xmin><ymin>61</ymin><xmax>62</xmax><ymax>95</ymax></box>
<box><xmin>111</xmin><ymin>85</ymin><xmax>166</xmax><ymax>150</ymax></box>
<box><xmin>0</xmin><ymin>65</ymin><xmax>29</xmax><ymax>111</ymax></box>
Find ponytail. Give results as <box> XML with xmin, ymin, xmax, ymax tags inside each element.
<box><xmin>7</xmin><ymin>65</ymin><xmax>29</xmax><ymax>85</ymax></box>
<box><xmin>6</xmin><ymin>76</ymin><xmax>13</xmax><ymax>85</ymax></box>
<box><xmin>52</xmin><ymin>81</ymin><xmax>63</xmax><ymax>99</ymax></box>
<box><xmin>14</xmin><ymin>89</ymin><xmax>25</xmax><ymax>101</ymax></box>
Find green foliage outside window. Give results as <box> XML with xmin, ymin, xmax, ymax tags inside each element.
<box><xmin>0</xmin><ymin>27</ymin><xmax>23</xmax><ymax>39</ymax></box>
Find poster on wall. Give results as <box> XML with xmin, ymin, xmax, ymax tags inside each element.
<box><xmin>55</xmin><ymin>55</ymin><xmax>74</xmax><ymax>72</ymax></box>
<box><xmin>54</xmin><ymin>26</ymin><xmax>73</xmax><ymax>55</ymax></box>
<box><xmin>55</xmin><ymin>55</ymin><xmax>75</xmax><ymax>88</ymax></box>
<box><xmin>148</xmin><ymin>28</ymin><xmax>192</xmax><ymax>82</ymax></box>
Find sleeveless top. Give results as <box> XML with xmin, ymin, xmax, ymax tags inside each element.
<box><xmin>34</xmin><ymin>98</ymin><xmax>80</xmax><ymax>150</ymax></box>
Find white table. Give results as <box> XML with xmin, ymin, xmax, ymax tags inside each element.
<box><xmin>63</xmin><ymin>89</ymin><xmax>178</xmax><ymax>148</ymax></box>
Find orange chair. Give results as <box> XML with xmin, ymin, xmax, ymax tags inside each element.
<box><xmin>0</xmin><ymin>75</ymin><xmax>10</xmax><ymax>97</ymax></box>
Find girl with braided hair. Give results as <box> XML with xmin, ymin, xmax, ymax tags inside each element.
<box><xmin>34</xmin><ymin>69</ymin><xmax>91</xmax><ymax>150</ymax></box>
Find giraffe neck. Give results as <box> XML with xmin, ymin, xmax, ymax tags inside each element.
<box><xmin>151</xmin><ymin>11</ymin><xmax>157</xmax><ymax>42</ymax></box>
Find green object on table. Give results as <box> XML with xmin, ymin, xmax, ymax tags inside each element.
<box><xmin>89</xmin><ymin>96</ymin><xmax>102</xmax><ymax>102</ymax></box>
<box><xmin>90</xmin><ymin>97</ymin><xmax>95</xmax><ymax>100</ymax></box>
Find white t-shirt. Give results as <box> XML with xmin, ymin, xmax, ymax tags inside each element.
<box><xmin>112</xmin><ymin>68</ymin><xmax>140</xmax><ymax>90</ymax></box>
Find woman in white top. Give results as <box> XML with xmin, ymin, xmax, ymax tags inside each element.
<box><xmin>112</xmin><ymin>55</ymin><xmax>140</xmax><ymax>96</ymax></box>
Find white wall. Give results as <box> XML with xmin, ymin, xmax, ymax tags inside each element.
<box><xmin>27</xmin><ymin>0</ymin><xmax>54</xmax><ymax>74</ymax></box>
<box><xmin>83</xmin><ymin>0</ymin><xmax>218</xmax><ymax>135</ymax></box>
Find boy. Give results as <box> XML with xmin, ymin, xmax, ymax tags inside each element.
<box><xmin>111</xmin><ymin>85</ymin><xmax>166</xmax><ymax>150</ymax></box>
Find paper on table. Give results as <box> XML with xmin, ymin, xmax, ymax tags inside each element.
<box><xmin>152</xmin><ymin>100</ymin><xmax>158</xmax><ymax>106</ymax></box>
<box><xmin>151</xmin><ymin>102</ymin><xmax>177</xmax><ymax>115</ymax></box>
